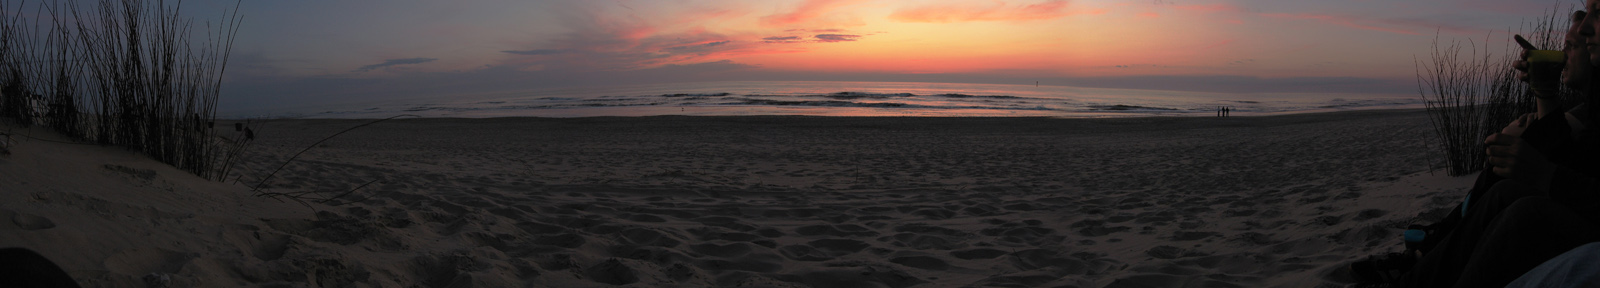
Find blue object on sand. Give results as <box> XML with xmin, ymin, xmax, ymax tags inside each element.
<box><xmin>1404</xmin><ymin>230</ymin><xmax>1427</xmax><ymax>243</ymax></box>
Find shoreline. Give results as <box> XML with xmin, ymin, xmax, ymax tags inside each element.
<box><xmin>224</xmin><ymin>107</ymin><xmax>1430</xmax><ymax>125</ymax></box>
<box><xmin>221</xmin><ymin>106</ymin><xmax>1429</xmax><ymax>120</ymax></box>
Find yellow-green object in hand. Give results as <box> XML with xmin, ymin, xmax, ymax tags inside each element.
<box><xmin>1525</xmin><ymin>49</ymin><xmax>1564</xmax><ymax>98</ymax></box>
<box><xmin>1526</xmin><ymin>50</ymin><xmax>1565</xmax><ymax>63</ymax></box>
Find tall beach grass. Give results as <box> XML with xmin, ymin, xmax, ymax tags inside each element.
<box><xmin>0</xmin><ymin>0</ymin><xmax>240</xmax><ymax>180</ymax></box>
<box><xmin>1418</xmin><ymin>5</ymin><xmax>1569</xmax><ymax>176</ymax></box>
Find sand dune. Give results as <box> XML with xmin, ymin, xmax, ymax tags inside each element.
<box><xmin>0</xmin><ymin>109</ymin><xmax>1476</xmax><ymax>287</ymax></box>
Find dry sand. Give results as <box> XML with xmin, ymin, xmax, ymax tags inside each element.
<box><xmin>0</xmin><ymin>108</ymin><xmax>1478</xmax><ymax>287</ymax></box>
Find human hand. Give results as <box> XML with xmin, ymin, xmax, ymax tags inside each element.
<box><xmin>1514</xmin><ymin>35</ymin><xmax>1566</xmax><ymax>97</ymax></box>
<box><xmin>1485</xmin><ymin>132</ymin><xmax>1554</xmax><ymax>185</ymax></box>
<box><xmin>1499</xmin><ymin>113</ymin><xmax>1538</xmax><ymax>138</ymax></box>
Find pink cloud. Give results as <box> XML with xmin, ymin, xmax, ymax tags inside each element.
<box><xmin>500</xmin><ymin>3</ymin><xmax>835</xmax><ymax>72</ymax></box>
<box><xmin>1171</xmin><ymin>4</ymin><xmax>1247</xmax><ymax>13</ymax></box>
<box><xmin>759</xmin><ymin>0</ymin><xmax>864</xmax><ymax>27</ymax></box>
<box><xmin>786</xmin><ymin>28</ymin><xmax>846</xmax><ymax>33</ymax></box>
<box><xmin>1371</xmin><ymin>18</ymin><xmax>1481</xmax><ymax>35</ymax></box>
<box><xmin>1136</xmin><ymin>12</ymin><xmax>1159</xmax><ymax>18</ymax></box>
<box><xmin>1262</xmin><ymin>13</ymin><xmax>1420</xmax><ymax>35</ymax></box>
<box><xmin>1198</xmin><ymin>39</ymin><xmax>1235</xmax><ymax>50</ymax></box>
<box><xmin>889</xmin><ymin>0</ymin><xmax>1078</xmax><ymax>23</ymax></box>
<box><xmin>1458</xmin><ymin>1</ymin><xmax>1553</xmax><ymax>15</ymax></box>
<box><xmin>1164</xmin><ymin>3</ymin><xmax>1477</xmax><ymax>36</ymax></box>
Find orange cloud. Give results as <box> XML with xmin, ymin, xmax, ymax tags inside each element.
<box><xmin>889</xmin><ymin>0</ymin><xmax>1077</xmax><ymax>23</ymax></box>
<box><xmin>1136</xmin><ymin>12</ymin><xmax>1159</xmax><ymax>18</ymax></box>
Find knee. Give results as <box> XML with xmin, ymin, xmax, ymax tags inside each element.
<box><xmin>1493</xmin><ymin>197</ymin><xmax>1575</xmax><ymax>231</ymax></box>
<box><xmin>1503</xmin><ymin>197</ymin><xmax>1561</xmax><ymax>217</ymax></box>
<box><xmin>1490</xmin><ymin>179</ymin><xmax>1531</xmax><ymax>191</ymax></box>
<box><xmin>1487</xmin><ymin>179</ymin><xmax>1548</xmax><ymax>200</ymax></box>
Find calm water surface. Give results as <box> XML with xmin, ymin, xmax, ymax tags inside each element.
<box><xmin>235</xmin><ymin>81</ymin><xmax>1423</xmax><ymax>118</ymax></box>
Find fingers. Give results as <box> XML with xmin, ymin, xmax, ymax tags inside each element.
<box><xmin>1488</xmin><ymin>154</ymin><xmax>1514</xmax><ymax>169</ymax></box>
<box><xmin>1514</xmin><ymin>59</ymin><xmax>1530</xmax><ymax>82</ymax></box>
<box><xmin>1485</xmin><ymin>133</ymin><xmax>1521</xmax><ymax>146</ymax></box>
<box><xmin>1518</xmin><ymin>113</ymin><xmax>1536</xmax><ymax>127</ymax></box>
<box><xmin>1516</xmin><ymin>35</ymin><xmax>1537</xmax><ymax>50</ymax></box>
<box><xmin>1493</xmin><ymin>165</ymin><xmax>1514</xmax><ymax>178</ymax></box>
<box><xmin>1487</xmin><ymin>144</ymin><xmax>1518</xmax><ymax>158</ymax></box>
<box><xmin>1502</xmin><ymin>125</ymin><xmax>1524</xmax><ymax>137</ymax></box>
<box><xmin>1484</xmin><ymin>133</ymin><xmax>1534</xmax><ymax>178</ymax></box>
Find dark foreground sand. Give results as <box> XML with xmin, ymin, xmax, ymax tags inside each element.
<box><xmin>1</xmin><ymin>109</ymin><xmax>1476</xmax><ymax>287</ymax></box>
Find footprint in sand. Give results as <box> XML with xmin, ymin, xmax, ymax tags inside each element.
<box><xmin>690</xmin><ymin>242</ymin><xmax>754</xmax><ymax>258</ymax></box>
<box><xmin>880</xmin><ymin>233</ymin><xmax>967</xmax><ymax>250</ymax></box>
<box><xmin>102</xmin><ymin>248</ymin><xmax>191</xmax><ymax>277</ymax></box>
<box><xmin>584</xmin><ymin>258</ymin><xmax>641</xmax><ymax>285</ymax></box>
<box><xmin>794</xmin><ymin>224</ymin><xmax>878</xmax><ymax>237</ymax></box>
<box><xmin>1007</xmin><ymin>249</ymin><xmax>1089</xmax><ymax>273</ymax></box>
<box><xmin>1171</xmin><ymin>231</ymin><xmax>1219</xmax><ymax>241</ymax></box>
<box><xmin>950</xmin><ymin>248</ymin><xmax>1008</xmax><ymax>260</ymax></box>
<box><xmin>1349</xmin><ymin>209</ymin><xmax>1388</xmax><ymax>222</ymax></box>
<box><xmin>1146</xmin><ymin>245</ymin><xmax>1212</xmax><ymax>260</ymax></box>
<box><xmin>1</xmin><ymin>209</ymin><xmax>55</xmax><ymax>230</ymax></box>
<box><xmin>889</xmin><ymin>255</ymin><xmax>950</xmax><ymax>271</ymax></box>
<box><xmin>779</xmin><ymin>245</ymin><xmax>834</xmax><ymax>261</ymax></box>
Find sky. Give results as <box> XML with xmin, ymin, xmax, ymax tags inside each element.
<box><xmin>205</xmin><ymin>0</ymin><xmax>1578</xmax><ymax>111</ymax></box>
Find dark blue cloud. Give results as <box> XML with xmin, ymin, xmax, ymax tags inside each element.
<box><xmin>353</xmin><ymin>57</ymin><xmax>437</xmax><ymax>72</ymax></box>
<box><xmin>662</xmin><ymin>41</ymin><xmax>730</xmax><ymax>53</ymax></box>
<box><xmin>814</xmin><ymin>34</ymin><xmax>860</xmax><ymax>42</ymax></box>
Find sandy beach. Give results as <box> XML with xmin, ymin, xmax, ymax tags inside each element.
<box><xmin>0</xmin><ymin>108</ymin><xmax>1479</xmax><ymax>287</ymax></box>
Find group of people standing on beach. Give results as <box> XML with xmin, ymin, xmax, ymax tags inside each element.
<box><xmin>1216</xmin><ymin>106</ymin><xmax>1231</xmax><ymax>117</ymax></box>
<box><xmin>1350</xmin><ymin>2</ymin><xmax>1599</xmax><ymax>288</ymax></box>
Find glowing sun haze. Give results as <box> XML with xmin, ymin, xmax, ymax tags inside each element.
<box><xmin>218</xmin><ymin>0</ymin><xmax>1569</xmax><ymax>110</ymax></box>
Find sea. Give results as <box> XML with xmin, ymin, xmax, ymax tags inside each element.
<box><xmin>238</xmin><ymin>81</ymin><xmax>1424</xmax><ymax>118</ymax></box>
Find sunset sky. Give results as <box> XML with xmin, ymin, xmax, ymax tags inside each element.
<box><xmin>216</xmin><ymin>0</ymin><xmax>1573</xmax><ymax>110</ymax></box>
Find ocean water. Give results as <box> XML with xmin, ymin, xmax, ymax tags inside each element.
<box><xmin>248</xmin><ymin>81</ymin><xmax>1424</xmax><ymax>118</ymax></box>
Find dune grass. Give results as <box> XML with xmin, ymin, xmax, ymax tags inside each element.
<box><xmin>0</xmin><ymin>0</ymin><xmax>241</xmax><ymax>180</ymax></box>
<box><xmin>1418</xmin><ymin>5</ymin><xmax>1569</xmax><ymax>176</ymax></box>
